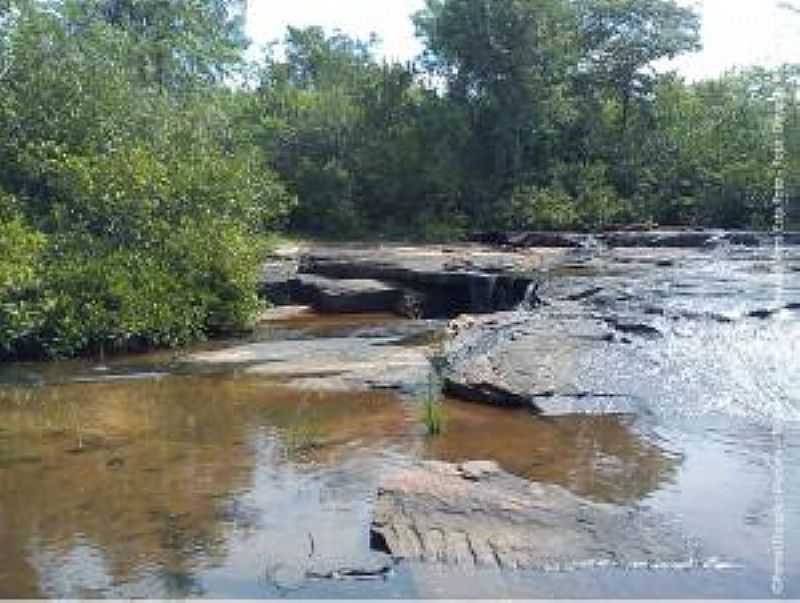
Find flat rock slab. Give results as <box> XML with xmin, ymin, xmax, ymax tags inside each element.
<box><xmin>296</xmin><ymin>245</ymin><xmax>552</xmax><ymax>315</ymax></box>
<box><xmin>186</xmin><ymin>337</ymin><xmax>432</xmax><ymax>394</ymax></box>
<box><xmin>292</xmin><ymin>274</ymin><xmax>405</xmax><ymax>314</ymax></box>
<box><xmin>300</xmin><ymin>244</ymin><xmax>552</xmax><ymax>279</ymax></box>
<box><xmin>371</xmin><ymin>461</ymin><xmax>692</xmax><ymax>569</ymax></box>
<box><xmin>440</xmin><ymin>244</ymin><xmax>800</xmax><ymax>416</ymax></box>
<box><xmin>440</xmin><ymin>306</ymin><xmax>664</xmax><ymax>414</ymax></box>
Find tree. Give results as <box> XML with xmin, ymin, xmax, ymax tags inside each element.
<box><xmin>632</xmin><ymin>68</ymin><xmax>785</xmax><ymax>226</ymax></box>
<box><xmin>68</xmin><ymin>0</ymin><xmax>249</xmax><ymax>90</ymax></box>
<box><xmin>570</xmin><ymin>0</ymin><xmax>700</xmax><ymax>205</ymax></box>
<box><xmin>253</xmin><ymin>26</ymin><xmax>471</xmax><ymax>238</ymax></box>
<box><xmin>575</xmin><ymin>0</ymin><xmax>701</xmax><ymax>134</ymax></box>
<box><xmin>414</xmin><ymin>0</ymin><xmax>579</xmax><ymax>223</ymax></box>
<box><xmin>0</xmin><ymin>0</ymin><xmax>16</xmax><ymax>81</ymax></box>
<box><xmin>253</xmin><ymin>27</ymin><xmax>377</xmax><ymax>235</ymax></box>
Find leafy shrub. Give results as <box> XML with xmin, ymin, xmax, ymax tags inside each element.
<box><xmin>506</xmin><ymin>163</ymin><xmax>631</xmax><ymax>231</ymax></box>
<box><xmin>0</xmin><ymin>138</ymin><xmax>292</xmax><ymax>359</ymax></box>
<box><xmin>0</xmin><ymin>5</ymin><xmax>293</xmax><ymax>359</ymax></box>
<box><xmin>0</xmin><ymin>193</ymin><xmax>46</xmax><ymax>358</ymax></box>
<box><xmin>289</xmin><ymin>158</ymin><xmax>365</xmax><ymax>238</ymax></box>
<box><xmin>552</xmin><ymin>162</ymin><xmax>631</xmax><ymax>230</ymax></box>
<box><xmin>507</xmin><ymin>185</ymin><xmax>580</xmax><ymax>231</ymax></box>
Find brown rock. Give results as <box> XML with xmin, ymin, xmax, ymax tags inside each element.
<box><xmin>371</xmin><ymin>461</ymin><xmax>691</xmax><ymax>569</ymax></box>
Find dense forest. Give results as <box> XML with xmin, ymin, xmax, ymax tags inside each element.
<box><xmin>1</xmin><ymin>0</ymin><xmax>798</xmax><ymax>359</ymax></box>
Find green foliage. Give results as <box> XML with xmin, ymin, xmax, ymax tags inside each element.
<box><xmin>421</xmin><ymin>395</ymin><xmax>444</xmax><ymax>436</ymax></box>
<box><xmin>248</xmin><ymin>1</ymin><xmax>784</xmax><ymax>238</ymax></box>
<box><xmin>556</xmin><ymin>162</ymin><xmax>631</xmax><ymax>229</ymax></box>
<box><xmin>64</xmin><ymin>133</ymin><xmax>284</xmax><ymax>355</ymax></box>
<box><xmin>0</xmin><ymin>1</ymin><xmax>291</xmax><ymax>359</ymax></box>
<box><xmin>33</xmin><ymin>223</ymin><xmax>266</xmax><ymax>358</ymax></box>
<box><xmin>254</xmin><ymin>27</ymin><xmax>470</xmax><ymax>238</ymax></box>
<box><xmin>1</xmin><ymin>134</ymin><xmax>290</xmax><ymax>358</ymax></box>
<box><xmin>639</xmin><ymin>70</ymin><xmax>777</xmax><ymax>227</ymax></box>
<box><xmin>0</xmin><ymin>193</ymin><xmax>46</xmax><ymax>357</ymax></box>
<box><xmin>575</xmin><ymin>0</ymin><xmax>701</xmax><ymax>132</ymax></box>
<box><xmin>415</xmin><ymin>0</ymin><xmax>579</xmax><ymax>220</ymax></box>
<box><xmin>67</xmin><ymin>0</ymin><xmax>249</xmax><ymax>90</ymax></box>
<box><xmin>282</xmin><ymin>408</ymin><xmax>325</xmax><ymax>459</ymax></box>
<box><xmin>506</xmin><ymin>163</ymin><xmax>629</xmax><ymax>231</ymax></box>
<box><xmin>508</xmin><ymin>186</ymin><xmax>580</xmax><ymax>231</ymax></box>
<box><xmin>419</xmin><ymin>373</ymin><xmax>445</xmax><ymax>436</ymax></box>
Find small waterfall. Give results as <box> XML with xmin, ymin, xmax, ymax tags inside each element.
<box><xmin>582</xmin><ymin>233</ymin><xmax>606</xmax><ymax>254</ymax></box>
<box><xmin>486</xmin><ymin>275</ymin><xmax>497</xmax><ymax>310</ymax></box>
<box><xmin>468</xmin><ymin>274</ymin><xmax>498</xmax><ymax>312</ymax></box>
<box><xmin>519</xmin><ymin>280</ymin><xmax>541</xmax><ymax>311</ymax></box>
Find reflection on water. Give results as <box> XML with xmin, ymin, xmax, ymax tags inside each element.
<box><xmin>0</xmin><ymin>371</ymin><xmax>677</xmax><ymax>598</ymax></box>
<box><xmin>427</xmin><ymin>400</ymin><xmax>680</xmax><ymax>504</ymax></box>
<box><xmin>0</xmin><ymin>377</ymin><xmax>411</xmax><ymax>597</ymax></box>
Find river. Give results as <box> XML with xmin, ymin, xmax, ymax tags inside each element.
<box><xmin>0</xmin><ymin>244</ymin><xmax>798</xmax><ymax>598</ymax></box>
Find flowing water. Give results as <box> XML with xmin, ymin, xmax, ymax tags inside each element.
<box><xmin>0</xmin><ymin>248</ymin><xmax>799</xmax><ymax>598</ymax></box>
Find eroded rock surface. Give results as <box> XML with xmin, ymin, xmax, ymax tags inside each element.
<box><xmin>300</xmin><ymin>246</ymin><xmax>546</xmax><ymax>316</ymax></box>
<box><xmin>291</xmin><ymin>275</ymin><xmax>407</xmax><ymax>314</ymax></box>
<box><xmin>440</xmin><ymin>305</ymin><xmax>660</xmax><ymax>414</ymax></box>
<box><xmin>440</xmin><ymin>244</ymin><xmax>800</xmax><ymax>415</ymax></box>
<box><xmin>259</xmin><ymin>244</ymin><xmax>556</xmax><ymax>316</ymax></box>
<box><xmin>371</xmin><ymin>460</ymin><xmax>692</xmax><ymax>569</ymax></box>
<box><xmin>187</xmin><ymin>336</ymin><xmax>432</xmax><ymax>394</ymax></box>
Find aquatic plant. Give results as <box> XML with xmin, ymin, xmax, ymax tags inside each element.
<box><xmin>282</xmin><ymin>408</ymin><xmax>325</xmax><ymax>459</ymax></box>
<box><xmin>420</xmin><ymin>372</ymin><xmax>445</xmax><ymax>436</ymax></box>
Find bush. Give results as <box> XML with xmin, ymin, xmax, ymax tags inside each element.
<box><xmin>556</xmin><ymin>162</ymin><xmax>631</xmax><ymax>230</ymax></box>
<box><xmin>0</xmin><ymin>193</ymin><xmax>47</xmax><ymax>358</ymax></box>
<box><xmin>0</xmin><ymin>4</ymin><xmax>299</xmax><ymax>360</ymax></box>
<box><xmin>289</xmin><ymin>158</ymin><xmax>365</xmax><ymax>238</ymax></box>
<box><xmin>506</xmin><ymin>185</ymin><xmax>580</xmax><ymax>230</ymax></box>
<box><xmin>505</xmin><ymin>163</ymin><xmax>631</xmax><ymax>231</ymax></box>
<box><xmin>0</xmin><ymin>138</ymin><xmax>292</xmax><ymax>359</ymax></box>
<box><xmin>33</xmin><ymin>224</ymin><xmax>264</xmax><ymax>358</ymax></box>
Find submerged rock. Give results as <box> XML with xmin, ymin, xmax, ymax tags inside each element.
<box><xmin>371</xmin><ymin>460</ymin><xmax>691</xmax><ymax>569</ymax></box>
<box><xmin>305</xmin><ymin>559</ymin><xmax>394</xmax><ymax>581</ymax></box>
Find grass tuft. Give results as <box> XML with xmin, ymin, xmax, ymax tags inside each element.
<box><xmin>283</xmin><ymin>408</ymin><xmax>325</xmax><ymax>459</ymax></box>
<box><xmin>419</xmin><ymin>372</ymin><xmax>445</xmax><ymax>436</ymax></box>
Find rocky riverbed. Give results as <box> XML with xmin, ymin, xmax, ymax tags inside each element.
<box><xmin>260</xmin><ymin>236</ymin><xmax>800</xmax><ymax>418</ymax></box>
<box><xmin>0</xmin><ymin>234</ymin><xmax>798</xmax><ymax>598</ymax></box>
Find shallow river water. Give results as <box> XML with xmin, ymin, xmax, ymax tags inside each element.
<box><xmin>0</xmin><ymin>246</ymin><xmax>799</xmax><ymax>598</ymax></box>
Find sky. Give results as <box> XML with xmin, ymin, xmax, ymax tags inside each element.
<box><xmin>246</xmin><ymin>0</ymin><xmax>800</xmax><ymax>80</ymax></box>
<box><xmin>246</xmin><ymin>0</ymin><xmax>425</xmax><ymax>63</ymax></box>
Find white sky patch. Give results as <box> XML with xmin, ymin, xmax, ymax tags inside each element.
<box><xmin>246</xmin><ymin>0</ymin><xmax>425</xmax><ymax>63</ymax></box>
<box><xmin>664</xmin><ymin>0</ymin><xmax>800</xmax><ymax>80</ymax></box>
<box><xmin>246</xmin><ymin>0</ymin><xmax>800</xmax><ymax>79</ymax></box>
